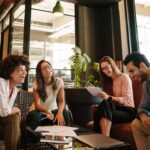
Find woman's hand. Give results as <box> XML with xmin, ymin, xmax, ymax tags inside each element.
<box><xmin>46</xmin><ymin>110</ymin><xmax>54</xmax><ymax>120</ymax></box>
<box><xmin>96</xmin><ymin>91</ymin><xmax>110</xmax><ymax>100</ymax></box>
<box><xmin>12</xmin><ymin>107</ymin><xmax>21</xmax><ymax>121</ymax></box>
<box><xmin>28</xmin><ymin>103</ymin><xmax>35</xmax><ymax>112</ymax></box>
<box><xmin>53</xmin><ymin>111</ymin><xmax>65</xmax><ymax>125</ymax></box>
<box><xmin>12</xmin><ymin>107</ymin><xmax>20</xmax><ymax>114</ymax></box>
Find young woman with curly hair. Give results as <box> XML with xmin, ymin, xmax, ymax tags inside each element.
<box><xmin>0</xmin><ymin>54</ymin><xmax>30</xmax><ymax>150</ymax></box>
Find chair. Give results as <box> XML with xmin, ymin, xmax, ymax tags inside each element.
<box><xmin>15</xmin><ymin>90</ymin><xmax>73</xmax><ymax>149</ymax></box>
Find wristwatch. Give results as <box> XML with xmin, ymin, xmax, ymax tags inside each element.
<box><xmin>108</xmin><ymin>96</ymin><xmax>112</xmax><ymax>101</ymax></box>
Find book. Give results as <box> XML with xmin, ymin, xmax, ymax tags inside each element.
<box><xmin>86</xmin><ymin>87</ymin><xmax>103</xmax><ymax>96</ymax></box>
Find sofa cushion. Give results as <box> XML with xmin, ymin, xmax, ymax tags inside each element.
<box><xmin>132</xmin><ymin>78</ymin><xmax>143</xmax><ymax>109</ymax></box>
<box><xmin>111</xmin><ymin>123</ymin><xmax>131</xmax><ymax>131</ymax></box>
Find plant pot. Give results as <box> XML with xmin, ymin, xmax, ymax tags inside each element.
<box><xmin>65</xmin><ymin>88</ymin><xmax>102</xmax><ymax>127</ymax></box>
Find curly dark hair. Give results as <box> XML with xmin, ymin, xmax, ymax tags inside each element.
<box><xmin>0</xmin><ymin>54</ymin><xmax>30</xmax><ymax>79</ymax></box>
<box><xmin>35</xmin><ymin>60</ymin><xmax>57</xmax><ymax>102</ymax></box>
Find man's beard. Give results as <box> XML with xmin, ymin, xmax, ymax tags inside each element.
<box><xmin>140</xmin><ymin>72</ymin><xmax>148</xmax><ymax>82</ymax></box>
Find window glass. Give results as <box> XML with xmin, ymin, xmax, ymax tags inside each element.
<box><xmin>2</xmin><ymin>15</ymin><xmax>10</xmax><ymax>31</ymax></box>
<box><xmin>29</xmin><ymin>0</ymin><xmax>75</xmax><ymax>90</ymax></box>
<box><xmin>11</xmin><ymin>4</ymin><xmax>25</xmax><ymax>54</ymax></box>
<box><xmin>135</xmin><ymin>0</ymin><xmax>150</xmax><ymax>61</ymax></box>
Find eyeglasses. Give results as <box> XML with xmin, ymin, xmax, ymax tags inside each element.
<box><xmin>101</xmin><ymin>64</ymin><xmax>111</xmax><ymax>72</ymax></box>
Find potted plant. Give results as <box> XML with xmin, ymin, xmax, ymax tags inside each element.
<box><xmin>65</xmin><ymin>46</ymin><xmax>101</xmax><ymax>127</ymax></box>
<box><xmin>69</xmin><ymin>46</ymin><xmax>100</xmax><ymax>88</ymax></box>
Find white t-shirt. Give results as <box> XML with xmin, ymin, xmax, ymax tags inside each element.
<box><xmin>34</xmin><ymin>77</ymin><xmax>64</xmax><ymax>111</ymax></box>
<box><xmin>0</xmin><ymin>78</ymin><xmax>18</xmax><ymax>117</ymax></box>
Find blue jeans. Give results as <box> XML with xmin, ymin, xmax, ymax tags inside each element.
<box><xmin>26</xmin><ymin>109</ymin><xmax>72</xmax><ymax>130</ymax></box>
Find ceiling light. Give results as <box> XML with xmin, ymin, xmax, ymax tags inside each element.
<box><xmin>53</xmin><ymin>0</ymin><xmax>64</xmax><ymax>17</ymax></box>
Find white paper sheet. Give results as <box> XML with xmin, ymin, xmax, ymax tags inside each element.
<box><xmin>35</xmin><ymin>125</ymin><xmax>78</xmax><ymax>137</ymax></box>
<box><xmin>41</xmin><ymin>130</ymin><xmax>77</xmax><ymax>137</ymax></box>
<box><xmin>86</xmin><ymin>87</ymin><xmax>103</xmax><ymax>96</ymax></box>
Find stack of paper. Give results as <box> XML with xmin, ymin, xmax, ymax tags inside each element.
<box><xmin>35</xmin><ymin>125</ymin><xmax>78</xmax><ymax>143</ymax></box>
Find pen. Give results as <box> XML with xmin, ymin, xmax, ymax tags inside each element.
<box><xmin>39</xmin><ymin>116</ymin><xmax>47</xmax><ymax>121</ymax></box>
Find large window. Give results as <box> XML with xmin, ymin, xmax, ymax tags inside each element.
<box><xmin>9</xmin><ymin>0</ymin><xmax>75</xmax><ymax>90</ymax></box>
<box><xmin>11</xmin><ymin>4</ymin><xmax>25</xmax><ymax>54</ymax></box>
<box><xmin>29</xmin><ymin>0</ymin><xmax>75</xmax><ymax>90</ymax></box>
<box><xmin>135</xmin><ymin>0</ymin><xmax>150</xmax><ymax>61</ymax></box>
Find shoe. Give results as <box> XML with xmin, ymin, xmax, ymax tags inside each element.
<box><xmin>26</xmin><ymin>126</ymin><xmax>42</xmax><ymax>143</ymax></box>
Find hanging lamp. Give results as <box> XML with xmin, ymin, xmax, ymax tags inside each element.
<box><xmin>53</xmin><ymin>0</ymin><xmax>64</xmax><ymax>16</ymax></box>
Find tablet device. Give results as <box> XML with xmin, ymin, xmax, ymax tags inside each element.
<box><xmin>86</xmin><ymin>87</ymin><xmax>103</xmax><ymax>96</ymax></box>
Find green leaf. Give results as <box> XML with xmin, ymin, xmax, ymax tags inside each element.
<box><xmin>69</xmin><ymin>47</ymin><xmax>100</xmax><ymax>87</ymax></box>
<box><xmin>93</xmin><ymin>62</ymin><xmax>99</xmax><ymax>72</ymax></box>
<box><xmin>83</xmin><ymin>53</ymin><xmax>91</xmax><ymax>63</ymax></box>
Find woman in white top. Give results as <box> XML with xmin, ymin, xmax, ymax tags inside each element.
<box><xmin>0</xmin><ymin>54</ymin><xmax>30</xmax><ymax>150</ymax></box>
<box><xmin>26</xmin><ymin>60</ymin><xmax>71</xmax><ymax>129</ymax></box>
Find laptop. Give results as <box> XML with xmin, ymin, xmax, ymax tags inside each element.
<box><xmin>75</xmin><ymin>133</ymin><xmax>125</xmax><ymax>149</ymax></box>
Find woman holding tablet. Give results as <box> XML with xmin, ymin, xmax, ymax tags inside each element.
<box><xmin>93</xmin><ymin>56</ymin><xmax>136</xmax><ymax>136</ymax></box>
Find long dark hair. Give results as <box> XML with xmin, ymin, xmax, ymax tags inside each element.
<box><xmin>35</xmin><ymin>60</ymin><xmax>57</xmax><ymax>101</ymax></box>
<box><xmin>99</xmin><ymin>56</ymin><xmax>120</xmax><ymax>95</ymax></box>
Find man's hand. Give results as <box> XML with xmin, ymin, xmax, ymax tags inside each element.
<box><xmin>139</xmin><ymin>114</ymin><xmax>150</xmax><ymax>130</ymax></box>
